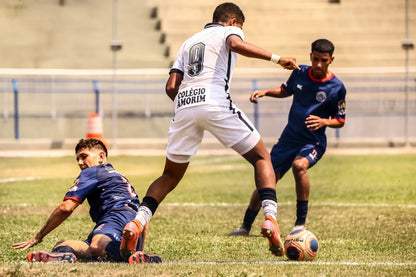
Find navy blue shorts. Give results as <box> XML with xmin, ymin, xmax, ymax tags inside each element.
<box><xmin>270</xmin><ymin>141</ymin><xmax>325</xmax><ymax>179</ymax></box>
<box><xmin>85</xmin><ymin>209</ymin><xmax>143</xmax><ymax>256</ymax></box>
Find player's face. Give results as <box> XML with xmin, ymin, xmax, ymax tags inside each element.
<box><xmin>76</xmin><ymin>148</ymin><xmax>105</xmax><ymax>170</ymax></box>
<box><xmin>310</xmin><ymin>51</ymin><xmax>334</xmax><ymax>79</ymax></box>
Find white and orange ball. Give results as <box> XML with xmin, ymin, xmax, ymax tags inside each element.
<box><xmin>284</xmin><ymin>229</ymin><xmax>319</xmax><ymax>261</ymax></box>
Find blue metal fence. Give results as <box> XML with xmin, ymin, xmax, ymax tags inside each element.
<box><xmin>1</xmin><ymin>71</ymin><xmax>415</xmax><ymax>141</ymax></box>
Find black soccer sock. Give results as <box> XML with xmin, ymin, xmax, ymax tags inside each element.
<box><xmin>258</xmin><ymin>188</ymin><xmax>278</xmax><ymax>219</ymax></box>
<box><xmin>141</xmin><ymin>196</ymin><xmax>159</xmax><ymax>215</ymax></box>
<box><xmin>295</xmin><ymin>200</ymin><xmax>309</xmax><ymax>226</ymax></box>
<box><xmin>242</xmin><ymin>208</ymin><xmax>260</xmax><ymax>230</ymax></box>
<box><xmin>258</xmin><ymin>187</ymin><xmax>277</xmax><ymax>202</ymax></box>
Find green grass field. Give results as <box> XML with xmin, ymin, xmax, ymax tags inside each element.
<box><xmin>0</xmin><ymin>153</ymin><xmax>415</xmax><ymax>276</ymax></box>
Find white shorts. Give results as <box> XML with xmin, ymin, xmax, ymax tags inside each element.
<box><xmin>166</xmin><ymin>104</ymin><xmax>260</xmax><ymax>163</ymax></box>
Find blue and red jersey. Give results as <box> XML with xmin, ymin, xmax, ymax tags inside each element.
<box><xmin>64</xmin><ymin>163</ymin><xmax>140</xmax><ymax>223</ymax></box>
<box><xmin>279</xmin><ymin>65</ymin><xmax>346</xmax><ymax>148</ymax></box>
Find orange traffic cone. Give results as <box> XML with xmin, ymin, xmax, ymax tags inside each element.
<box><xmin>86</xmin><ymin>112</ymin><xmax>108</xmax><ymax>148</ymax></box>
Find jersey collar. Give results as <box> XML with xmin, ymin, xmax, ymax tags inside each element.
<box><xmin>204</xmin><ymin>23</ymin><xmax>225</xmax><ymax>29</ymax></box>
<box><xmin>308</xmin><ymin>67</ymin><xmax>334</xmax><ymax>82</ymax></box>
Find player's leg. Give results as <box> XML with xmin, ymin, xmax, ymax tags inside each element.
<box><xmin>206</xmin><ymin>105</ymin><xmax>283</xmax><ymax>255</ymax></box>
<box><xmin>122</xmin><ymin>108</ymin><xmax>201</xmax><ymax>260</ymax></box>
<box><xmin>27</xmin><ymin>239</ymin><xmax>86</xmax><ymax>263</ymax></box>
<box><xmin>121</xmin><ymin>157</ymin><xmax>190</xmax><ymax>260</ymax></box>
<box><xmin>229</xmin><ymin>140</ymin><xmax>293</xmax><ymax>237</ymax></box>
<box><xmin>241</xmin><ymin>140</ymin><xmax>285</xmax><ymax>256</ymax></box>
<box><xmin>229</xmin><ymin>189</ymin><xmax>261</xmax><ymax>236</ymax></box>
<box><xmin>291</xmin><ymin>156</ymin><xmax>310</xmax><ymax>230</ymax></box>
<box><xmin>97</xmin><ymin>209</ymin><xmax>160</xmax><ymax>263</ymax></box>
<box><xmin>291</xmin><ymin>144</ymin><xmax>325</xmax><ymax>230</ymax></box>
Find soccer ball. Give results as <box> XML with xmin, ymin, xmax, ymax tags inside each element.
<box><xmin>284</xmin><ymin>229</ymin><xmax>319</xmax><ymax>261</ymax></box>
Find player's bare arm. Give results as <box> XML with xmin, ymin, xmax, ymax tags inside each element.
<box><xmin>227</xmin><ymin>35</ymin><xmax>299</xmax><ymax>70</ymax></box>
<box><xmin>165</xmin><ymin>72</ymin><xmax>183</xmax><ymax>101</ymax></box>
<box><xmin>250</xmin><ymin>87</ymin><xmax>288</xmax><ymax>103</ymax></box>
<box><xmin>305</xmin><ymin>115</ymin><xmax>344</xmax><ymax>131</ymax></box>
<box><xmin>13</xmin><ymin>199</ymin><xmax>79</xmax><ymax>251</ymax></box>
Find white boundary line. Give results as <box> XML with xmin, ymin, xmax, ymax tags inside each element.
<box><xmin>12</xmin><ymin>261</ymin><xmax>416</xmax><ymax>266</ymax></box>
<box><xmin>164</xmin><ymin>202</ymin><xmax>416</xmax><ymax>209</ymax></box>
<box><xmin>0</xmin><ymin>176</ymin><xmax>40</xmax><ymax>183</ymax></box>
<box><xmin>164</xmin><ymin>261</ymin><xmax>416</xmax><ymax>266</ymax></box>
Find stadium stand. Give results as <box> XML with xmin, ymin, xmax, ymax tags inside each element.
<box><xmin>0</xmin><ymin>0</ymin><xmax>414</xmax><ymax>147</ymax></box>
<box><xmin>0</xmin><ymin>0</ymin><xmax>414</xmax><ymax>69</ymax></box>
<box><xmin>149</xmin><ymin>0</ymin><xmax>415</xmax><ymax>68</ymax></box>
<box><xmin>0</xmin><ymin>0</ymin><xmax>170</xmax><ymax>68</ymax></box>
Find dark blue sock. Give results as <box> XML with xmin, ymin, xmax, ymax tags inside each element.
<box><xmin>242</xmin><ymin>208</ymin><xmax>259</xmax><ymax>230</ymax></box>
<box><xmin>295</xmin><ymin>200</ymin><xmax>308</xmax><ymax>226</ymax></box>
<box><xmin>52</xmin><ymin>245</ymin><xmax>76</xmax><ymax>255</ymax></box>
<box><xmin>105</xmin><ymin>241</ymin><xmax>124</xmax><ymax>262</ymax></box>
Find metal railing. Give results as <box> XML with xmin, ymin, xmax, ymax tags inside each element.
<box><xmin>0</xmin><ymin>68</ymin><xmax>415</xmax><ymax>144</ymax></box>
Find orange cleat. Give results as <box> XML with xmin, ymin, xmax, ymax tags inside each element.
<box><xmin>27</xmin><ymin>250</ymin><xmax>76</xmax><ymax>263</ymax></box>
<box><xmin>128</xmin><ymin>251</ymin><xmax>162</xmax><ymax>264</ymax></box>
<box><xmin>261</xmin><ymin>216</ymin><xmax>285</xmax><ymax>256</ymax></box>
<box><xmin>120</xmin><ymin>219</ymin><xmax>143</xmax><ymax>261</ymax></box>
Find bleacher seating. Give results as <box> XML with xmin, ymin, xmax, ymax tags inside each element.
<box><xmin>0</xmin><ymin>0</ymin><xmax>170</xmax><ymax>68</ymax></box>
<box><xmin>0</xmin><ymin>0</ymin><xmax>414</xmax><ymax>69</ymax></box>
<box><xmin>148</xmin><ymin>0</ymin><xmax>416</xmax><ymax>68</ymax></box>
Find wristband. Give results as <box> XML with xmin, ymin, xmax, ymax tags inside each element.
<box><xmin>270</xmin><ymin>54</ymin><xmax>281</xmax><ymax>64</ymax></box>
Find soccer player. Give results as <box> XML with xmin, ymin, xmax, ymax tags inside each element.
<box><xmin>229</xmin><ymin>39</ymin><xmax>346</xmax><ymax>236</ymax></box>
<box><xmin>13</xmin><ymin>138</ymin><xmax>161</xmax><ymax>264</ymax></box>
<box><xmin>119</xmin><ymin>2</ymin><xmax>299</xmax><ymax>259</ymax></box>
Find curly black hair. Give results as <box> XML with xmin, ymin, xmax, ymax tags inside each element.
<box><xmin>75</xmin><ymin>138</ymin><xmax>108</xmax><ymax>157</ymax></box>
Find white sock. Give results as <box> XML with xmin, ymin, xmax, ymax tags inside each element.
<box><xmin>262</xmin><ymin>199</ymin><xmax>277</xmax><ymax>220</ymax></box>
<box><xmin>135</xmin><ymin>206</ymin><xmax>153</xmax><ymax>228</ymax></box>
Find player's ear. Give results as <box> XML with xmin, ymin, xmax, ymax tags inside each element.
<box><xmin>99</xmin><ymin>151</ymin><xmax>106</xmax><ymax>163</ymax></box>
<box><xmin>226</xmin><ymin>17</ymin><xmax>237</xmax><ymax>26</ymax></box>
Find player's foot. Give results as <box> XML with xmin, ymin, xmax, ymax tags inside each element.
<box><xmin>261</xmin><ymin>216</ymin><xmax>285</xmax><ymax>256</ymax></box>
<box><xmin>292</xmin><ymin>225</ymin><xmax>306</xmax><ymax>232</ymax></box>
<box><xmin>120</xmin><ymin>219</ymin><xmax>143</xmax><ymax>261</ymax></box>
<box><xmin>27</xmin><ymin>250</ymin><xmax>76</xmax><ymax>263</ymax></box>
<box><xmin>128</xmin><ymin>251</ymin><xmax>162</xmax><ymax>264</ymax></box>
<box><xmin>229</xmin><ymin>226</ymin><xmax>250</xmax><ymax>236</ymax></box>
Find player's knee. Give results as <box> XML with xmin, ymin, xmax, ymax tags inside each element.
<box><xmin>292</xmin><ymin>159</ymin><xmax>308</xmax><ymax>174</ymax></box>
<box><xmin>89</xmin><ymin>244</ymin><xmax>106</xmax><ymax>257</ymax></box>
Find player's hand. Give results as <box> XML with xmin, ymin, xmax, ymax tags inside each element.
<box><xmin>250</xmin><ymin>90</ymin><xmax>266</xmax><ymax>103</ymax></box>
<box><xmin>13</xmin><ymin>236</ymin><xmax>42</xmax><ymax>252</ymax></box>
<box><xmin>278</xmin><ymin>57</ymin><xmax>300</xmax><ymax>70</ymax></box>
<box><xmin>305</xmin><ymin>115</ymin><xmax>325</xmax><ymax>131</ymax></box>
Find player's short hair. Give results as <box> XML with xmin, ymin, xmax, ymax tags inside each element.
<box><xmin>311</xmin><ymin>39</ymin><xmax>335</xmax><ymax>56</ymax></box>
<box><xmin>75</xmin><ymin>138</ymin><xmax>108</xmax><ymax>157</ymax></box>
<box><xmin>213</xmin><ymin>2</ymin><xmax>245</xmax><ymax>25</ymax></box>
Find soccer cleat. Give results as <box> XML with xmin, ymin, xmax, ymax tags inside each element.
<box><xmin>228</xmin><ymin>226</ymin><xmax>250</xmax><ymax>236</ymax></box>
<box><xmin>27</xmin><ymin>250</ymin><xmax>76</xmax><ymax>263</ymax></box>
<box><xmin>261</xmin><ymin>216</ymin><xmax>285</xmax><ymax>256</ymax></box>
<box><xmin>120</xmin><ymin>219</ymin><xmax>143</xmax><ymax>261</ymax></box>
<box><xmin>128</xmin><ymin>251</ymin><xmax>162</xmax><ymax>264</ymax></box>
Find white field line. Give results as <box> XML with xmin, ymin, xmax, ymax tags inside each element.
<box><xmin>0</xmin><ymin>176</ymin><xmax>40</xmax><ymax>183</ymax></box>
<box><xmin>12</xmin><ymin>261</ymin><xmax>416</xmax><ymax>266</ymax></box>
<box><xmin>164</xmin><ymin>202</ymin><xmax>416</xmax><ymax>209</ymax></box>
<box><xmin>165</xmin><ymin>261</ymin><xmax>416</xmax><ymax>266</ymax></box>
